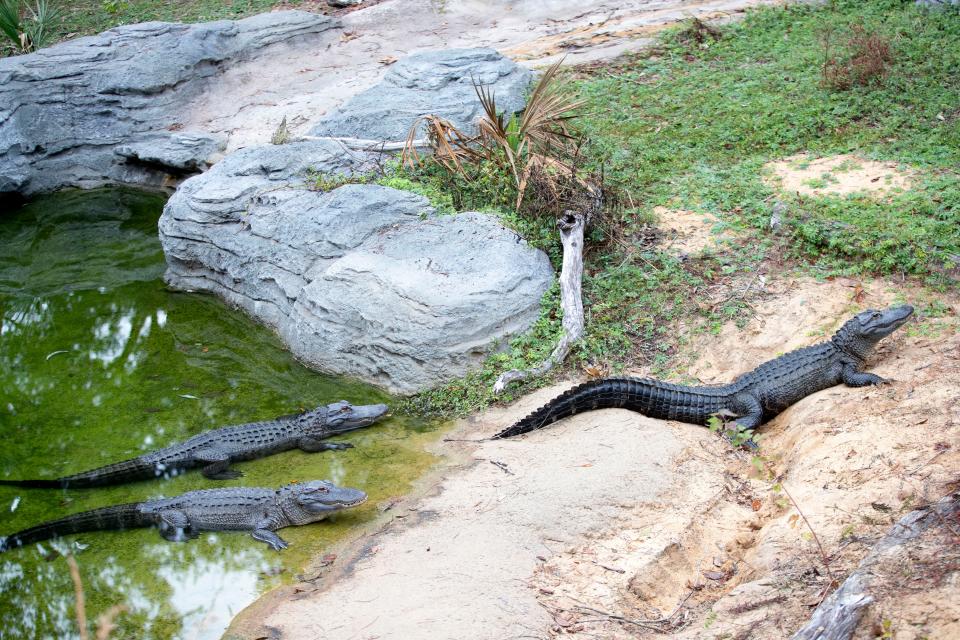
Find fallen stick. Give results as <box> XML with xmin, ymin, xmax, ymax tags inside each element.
<box><xmin>494</xmin><ymin>210</ymin><xmax>586</xmax><ymax>393</ymax></box>
<box><xmin>791</xmin><ymin>491</ymin><xmax>960</xmax><ymax>640</ymax></box>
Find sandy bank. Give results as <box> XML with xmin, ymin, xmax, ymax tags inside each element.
<box><xmin>225</xmin><ymin>271</ymin><xmax>958</xmax><ymax>640</ymax></box>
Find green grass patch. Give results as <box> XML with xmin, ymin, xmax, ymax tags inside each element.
<box><xmin>570</xmin><ymin>0</ymin><xmax>959</xmax><ymax>283</ymax></box>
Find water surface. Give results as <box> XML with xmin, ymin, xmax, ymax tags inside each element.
<box><xmin>0</xmin><ymin>189</ymin><xmax>441</xmax><ymax>639</ymax></box>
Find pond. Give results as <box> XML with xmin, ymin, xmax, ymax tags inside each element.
<box><xmin>0</xmin><ymin>189</ymin><xmax>443</xmax><ymax>640</ymax></box>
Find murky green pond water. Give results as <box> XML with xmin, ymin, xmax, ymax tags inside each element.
<box><xmin>0</xmin><ymin>189</ymin><xmax>442</xmax><ymax>640</ymax></box>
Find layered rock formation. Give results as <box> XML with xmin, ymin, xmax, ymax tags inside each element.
<box><xmin>0</xmin><ymin>11</ymin><xmax>338</xmax><ymax>196</ymax></box>
<box><xmin>159</xmin><ymin>138</ymin><xmax>553</xmax><ymax>393</ymax></box>
<box><xmin>309</xmin><ymin>48</ymin><xmax>533</xmax><ymax>141</ymax></box>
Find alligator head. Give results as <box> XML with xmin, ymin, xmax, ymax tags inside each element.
<box><xmin>279</xmin><ymin>480</ymin><xmax>367</xmax><ymax>525</ymax></box>
<box><xmin>833</xmin><ymin>304</ymin><xmax>914</xmax><ymax>361</ymax></box>
<box><xmin>301</xmin><ymin>400</ymin><xmax>389</xmax><ymax>436</ymax></box>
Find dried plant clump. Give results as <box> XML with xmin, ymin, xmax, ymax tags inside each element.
<box><xmin>403</xmin><ymin>59</ymin><xmax>587</xmax><ymax>212</ymax></box>
<box><xmin>821</xmin><ymin>24</ymin><xmax>894</xmax><ymax>91</ymax></box>
<box><xmin>675</xmin><ymin>16</ymin><xmax>722</xmax><ymax>46</ymax></box>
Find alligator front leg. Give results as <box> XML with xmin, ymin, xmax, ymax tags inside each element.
<box><xmin>299</xmin><ymin>437</ymin><xmax>354</xmax><ymax>453</ymax></box>
<box><xmin>157</xmin><ymin>510</ymin><xmax>196</xmax><ymax>542</ymax></box>
<box><xmin>251</xmin><ymin>526</ymin><xmax>289</xmax><ymax>551</ymax></box>
<box><xmin>195</xmin><ymin>448</ymin><xmax>243</xmax><ymax>480</ymax></box>
<box><xmin>841</xmin><ymin>364</ymin><xmax>889</xmax><ymax>387</ymax></box>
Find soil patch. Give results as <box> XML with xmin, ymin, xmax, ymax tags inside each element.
<box><xmin>766</xmin><ymin>153</ymin><xmax>913</xmax><ymax>198</ymax></box>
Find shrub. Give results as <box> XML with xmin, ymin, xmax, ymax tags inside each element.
<box><xmin>821</xmin><ymin>24</ymin><xmax>894</xmax><ymax>90</ymax></box>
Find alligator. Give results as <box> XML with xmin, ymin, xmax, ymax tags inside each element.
<box><xmin>493</xmin><ymin>305</ymin><xmax>914</xmax><ymax>445</ymax></box>
<box><xmin>0</xmin><ymin>401</ymin><xmax>389</xmax><ymax>489</ymax></box>
<box><xmin>0</xmin><ymin>480</ymin><xmax>366</xmax><ymax>552</ymax></box>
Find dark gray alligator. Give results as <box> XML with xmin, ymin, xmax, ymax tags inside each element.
<box><xmin>0</xmin><ymin>401</ymin><xmax>388</xmax><ymax>489</ymax></box>
<box><xmin>493</xmin><ymin>305</ymin><xmax>914</xmax><ymax>445</ymax></box>
<box><xmin>0</xmin><ymin>480</ymin><xmax>366</xmax><ymax>552</ymax></box>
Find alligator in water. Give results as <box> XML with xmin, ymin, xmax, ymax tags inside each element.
<box><xmin>493</xmin><ymin>305</ymin><xmax>914</xmax><ymax>445</ymax></box>
<box><xmin>0</xmin><ymin>480</ymin><xmax>366</xmax><ymax>552</ymax></box>
<box><xmin>0</xmin><ymin>401</ymin><xmax>389</xmax><ymax>489</ymax></box>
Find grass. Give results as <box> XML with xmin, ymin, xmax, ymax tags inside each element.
<box><xmin>400</xmin><ymin>0</ymin><xmax>960</xmax><ymax>417</ymax></box>
<box><xmin>570</xmin><ymin>0</ymin><xmax>959</xmax><ymax>282</ymax></box>
<box><xmin>1</xmin><ymin>0</ymin><xmax>318</xmax><ymax>53</ymax></box>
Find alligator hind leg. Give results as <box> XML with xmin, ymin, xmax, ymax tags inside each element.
<box><xmin>726</xmin><ymin>394</ymin><xmax>763</xmax><ymax>450</ymax></box>
<box><xmin>251</xmin><ymin>528</ymin><xmax>289</xmax><ymax>551</ymax></box>
<box><xmin>195</xmin><ymin>449</ymin><xmax>243</xmax><ymax>480</ymax></box>
<box><xmin>158</xmin><ymin>510</ymin><xmax>196</xmax><ymax>542</ymax></box>
<box><xmin>299</xmin><ymin>437</ymin><xmax>354</xmax><ymax>453</ymax></box>
<box><xmin>841</xmin><ymin>364</ymin><xmax>889</xmax><ymax>387</ymax></box>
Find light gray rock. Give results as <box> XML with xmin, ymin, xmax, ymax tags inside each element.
<box><xmin>159</xmin><ymin>138</ymin><xmax>553</xmax><ymax>393</ymax></box>
<box><xmin>290</xmin><ymin>212</ymin><xmax>553</xmax><ymax>393</ymax></box>
<box><xmin>309</xmin><ymin>48</ymin><xmax>533</xmax><ymax>141</ymax></box>
<box><xmin>0</xmin><ymin>11</ymin><xmax>338</xmax><ymax>196</ymax></box>
<box><xmin>115</xmin><ymin>132</ymin><xmax>226</xmax><ymax>172</ymax></box>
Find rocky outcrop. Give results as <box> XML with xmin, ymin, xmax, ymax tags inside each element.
<box><xmin>309</xmin><ymin>48</ymin><xmax>533</xmax><ymax>141</ymax></box>
<box><xmin>159</xmin><ymin>138</ymin><xmax>553</xmax><ymax>393</ymax></box>
<box><xmin>0</xmin><ymin>11</ymin><xmax>338</xmax><ymax>196</ymax></box>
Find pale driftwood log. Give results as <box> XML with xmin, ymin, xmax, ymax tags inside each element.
<box><xmin>297</xmin><ymin>135</ymin><xmax>429</xmax><ymax>151</ymax></box>
<box><xmin>791</xmin><ymin>491</ymin><xmax>960</xmax><ymax>640</ymax></box>
<box><xmin>494</xmin><ymin>210</ymin><xmax>586</xmax><ymax>393</ymax></box>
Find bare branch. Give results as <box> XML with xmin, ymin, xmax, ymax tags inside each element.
<box><xmin>494</xmin><ymin>210</ymin><xmax>586</xmax><ymax>393</ymax></box>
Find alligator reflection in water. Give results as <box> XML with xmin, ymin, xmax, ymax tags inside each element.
<box><xmin>0</xmin><ymin>189</ymin><xmax>442</xmax><ymax>640</ymax></box>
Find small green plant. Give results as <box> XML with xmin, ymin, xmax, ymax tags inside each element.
<box><xmin>308</xmin><ymin>170</ymin><xmax>369</xmax><ymax>192</ymax></box>
<box><xmin>0</xmin><ymin>0</ymin><xmax>58</xmax><ymax>53</ymax></box>
<box><xmin>270</xmin><ymin>116</ymin><xmax>290</xmax><ymax>145</ymax></box>
<box><xmin>100</xmin><ymin>0</ymin><xmax>127</xmax><ymax>15</ymax></box>
<box><xmin>707</xmin><ymin>413</ymin><xmax>757</xmax><ymax>449</ymax></box>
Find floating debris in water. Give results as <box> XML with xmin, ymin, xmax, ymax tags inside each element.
<box><xmin>178</xmin><ymin>394</ymin><xmax>199</xmax><ymax>400</ymax></box>
<box><xmin>9</xmin><ymin>496</ymin><xmax>19</xmax><ymax>512</ymax></box>
<box><xmin>45</xmin><ymin>350</ymin><xmax>69</xmax><ymax>360</ymax></box>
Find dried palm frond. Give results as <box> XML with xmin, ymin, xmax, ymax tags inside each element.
<box><xmin>402</xmin><ymin>114</ymin><xmax>479</xmax><ymax>175</ymax></box>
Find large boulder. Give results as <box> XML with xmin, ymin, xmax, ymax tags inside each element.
<box><xmin>0</xmin><ymin>11</ymin><xmax>338</xmax><ymax>196</ymax></box>
<box><xmin>160</xmin><ymin>138</ymin><xmax>553</xmax><ymax>393</ymax></box>
<box><xmin>309</xmin><ymin>48</ymin><xmax>533</xmax><ymax>141</ymax></box>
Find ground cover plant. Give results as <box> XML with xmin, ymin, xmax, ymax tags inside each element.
<box><xmin>0</xmin><ymin>0</ymin><xmax>320</xmax><ymax>53</ymax></box>
<box><xmin>401</xmin><ymin>0</ymin><xmax>960</xmax><ymax>417</ymax></box>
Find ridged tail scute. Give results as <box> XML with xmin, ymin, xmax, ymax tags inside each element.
<box><xmin>0</xmin><ymin>457</ymin><xmax>160</xmax><ymax>489</ymax></box>
<box><xmin>493</xmin><ymin>377</ymin><xmax>728</xmax><ymax>439</ymax></box>
<box><xmin>0</xmin><ymin>503</ymin><xmax>148</xmax><ymax>552</ymax></box>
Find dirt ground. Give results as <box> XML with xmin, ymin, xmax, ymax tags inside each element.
<box><xmin>227</xmin><ymin>207</ymin><xmax>959</xmax><ymax>639</ymax></box>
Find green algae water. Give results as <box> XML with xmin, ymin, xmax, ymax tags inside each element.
<box><xmin>0</xmin><ymin>189</ymin><xmax>442</xmax><ymax>640</ymax></box>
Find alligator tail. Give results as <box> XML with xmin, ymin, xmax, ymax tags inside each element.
<box><xmin>0</xmin><ymin>479</ymin><xmax>65</xmax><ymax>488</ymax></box>
<box><xmin>493</xmin><ymin>377</ymin><xmax>728</xmax><ymax>439</ymax></box>
<box><xmin>0</xmin><ymin>457</ymin><xmax>162</xmax><ymax>489</ymax></box>
<box><xmin>0</xmin><ymin>502</ymin><xmax>149</xmax><ymax>552</ymax></box>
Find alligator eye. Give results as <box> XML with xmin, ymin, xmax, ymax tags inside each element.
<box><xmin>339</xmin><ymin>406</ymin><xmax>351</xmax><ymax>413</ymax></box>
<box><xmin>872</xmin><ymin>312</ymin><xmax>881</xmax><ymax>319</ymax></box>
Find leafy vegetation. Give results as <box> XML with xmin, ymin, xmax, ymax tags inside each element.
<box><xmin>401</xmin><ymin>0</ymin><xmax>960</xmax><ymax>417</ymax></box>
<box><xmin>1</xmin><ymin>0</ymin><xmax>321</xmax><ymax>54</ymax></box>
<box><xmin>571</xmin><ymin>0</ymin><xmax>959</xmax><ymax>283</ymax></box>
<box><xmin>0</xmin><ymin>0</ymin><xmax>59</xmax><ymax>52</ymax></box>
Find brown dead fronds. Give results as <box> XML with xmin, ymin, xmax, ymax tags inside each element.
<box><xmin>402</xmin><ymin>59</ymin><xmax>586</xmax><ymax>211</ymax></box>
<box><xmin>821</xmin><ymin>24</ymin><xmax>894</xmax><ymax>91</ymax></box>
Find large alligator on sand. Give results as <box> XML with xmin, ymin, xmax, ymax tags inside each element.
<box><xmin>0</xmin><ymin>401</ymin><xmax>388</xmax><ymax>489</ymax></box>
<box><xmin>0</xmin><ymin>480</ymin><xmax>366</xmax><ymax>552</ymax></box>
<box><xmin>494</xmin><ymin>306</ymin><xmax>914</xmax><ymax>445</ymax></box>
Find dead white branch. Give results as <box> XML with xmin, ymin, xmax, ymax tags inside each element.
<box><xmin>791</xmin><ymin>491</ymin><xmax>960</xmax><ymax>640</ymax></box>
<box><xmin>494</xmin><ymin>209</ymin><xmax>586</xmax><ymax>393</ymax></box>
<box><xmin>298</xmin><ymin>135</ymin><xmax>429</xmax><ymax>151</ymax></box>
